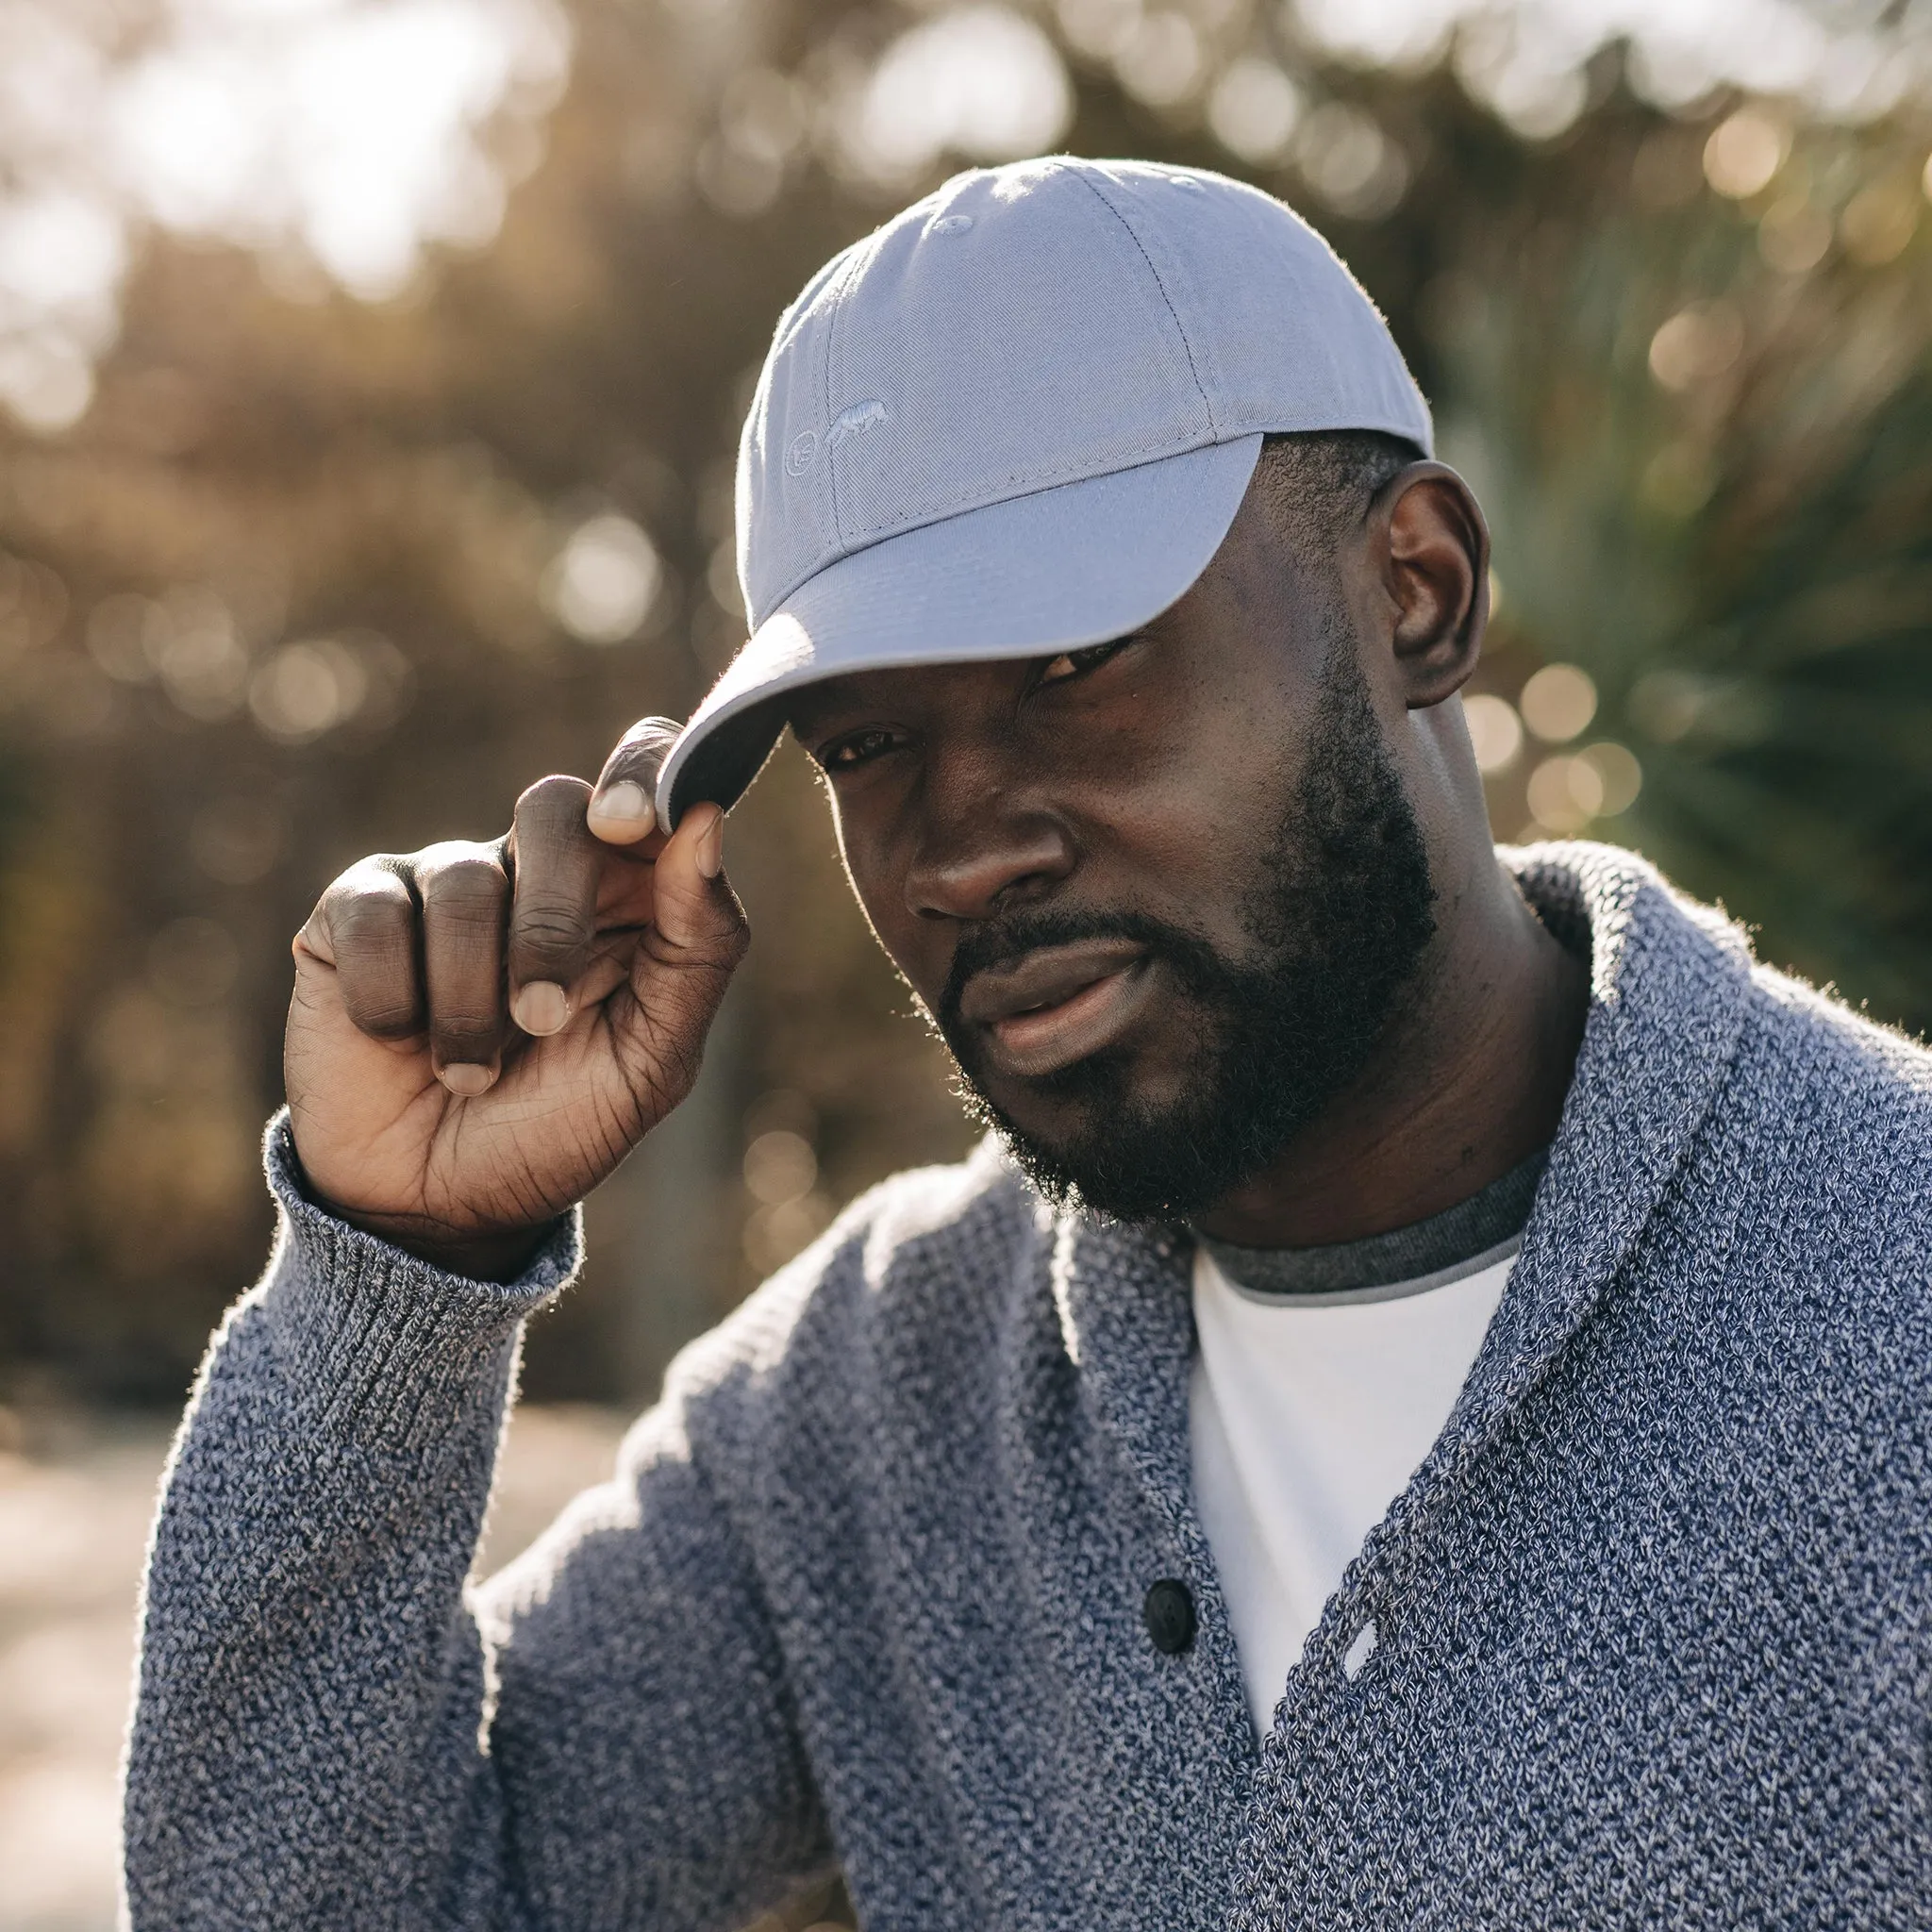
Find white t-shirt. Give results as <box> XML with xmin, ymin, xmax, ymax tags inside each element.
<box><xmin>1189</xmin><ymin>1239</ymin><xmax>1517</xmax><ymax>1737</ymax></box>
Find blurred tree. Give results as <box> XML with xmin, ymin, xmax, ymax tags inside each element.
<box><xmin>1421</xmin><ymin>95</ymin><xmax>1932</xmax><ymax>1022</ymax></box>
<box><xmin>0</xmin><ymin>0</ymin><xmax>1927</xmax><ymax>1407</ymax></box>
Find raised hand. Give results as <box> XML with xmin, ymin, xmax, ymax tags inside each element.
<box><xmin>284</xmin><ymin>719</ymin><xmax>746</xmax><ymax>1278</ymax></box>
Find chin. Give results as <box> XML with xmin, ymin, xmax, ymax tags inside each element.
<box><xmin>965</xmin><ymin>1085</ymin><xmax>1217</xmax><ymax>1223</ymax></box>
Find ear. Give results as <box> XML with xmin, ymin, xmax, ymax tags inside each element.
<box><xmin>1371</xmin><ymin>462</ymin><xmax>1490</xmax><ymax>709</ymax></box>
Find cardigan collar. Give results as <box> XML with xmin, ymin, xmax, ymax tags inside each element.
<box><xmin>1448</xmin><ymin>841</ymin><xmax>1753</xmax><ymax>1459</ymax></box>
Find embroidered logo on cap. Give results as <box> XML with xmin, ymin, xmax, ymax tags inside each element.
<box><xmin>827</xmin><ymin>399</ymin><xmax>889</xmax><ymax>452</ymax></box>
<box><xmin>785</xmin><ymin>401</ymin><xmax>888</xmax><ymax>478</ymax></box>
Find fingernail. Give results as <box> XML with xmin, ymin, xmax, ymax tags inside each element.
<box><xmin>694</xmin><ymin>805</ymin><xmax>724</xmax><ymax>879</ymax></box>
<box><xmin>439</xmin><ymin>1063</ymin><xmax>496</xmax><ymax>1097</ymax></box>
<box><xmin>587</xmin><ymin>780</ymin><xmax>654</xmax><ymax>840</ymax></box>
<box><xmin>511</xmin><ymin>981</ymin><xmax>570</xmax><ymax>1037</ymax></box>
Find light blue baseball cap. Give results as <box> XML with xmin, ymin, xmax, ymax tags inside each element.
<box><xmin>656</xmin><ymin>156</ymin><xmax>1432</xmax><ymax>825</ymax></box>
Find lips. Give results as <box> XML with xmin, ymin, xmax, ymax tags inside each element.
<box><xmin>957</xmin><ymin>938</ymin><xmax>1158</xmax><ymax>1080</ymax></box>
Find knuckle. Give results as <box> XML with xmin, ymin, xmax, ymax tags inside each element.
<box><xmin>308</xmin><ymin>864</ymin><xmax>412</xmax><ymax>963</ymax></box>
<box><xmin>320</xmin><ymin>858</ymin><xmax>405</xmax><ymax>916</ymax></box>
<box><xmin>332</xmin><ymin>890</ymin><xmax>415</xmax><ymax>952</ymax></box>
<box><xmin>711</xmin><ymin>885</ymin><xmax>751</xmax><ymax>947</ymax></box>
<box><xmin>599</xmin><ymin>716</ymin><xmax>680</xmax><ymax>787</ymax></box>
<box><xmin>329</xmin><ymin>890</ymin><xmax>422</xmax><ymax>1036</ymax></box>
<box><xmin>650</xmin><ymin>901</ymin><xmax>750</xmax><ymax>978</ymax></box>
<box><xmin>416</xmin><ymin>841</ymin><xmax>504</xmax><ymax>882</ymax></box>
<box><xmin>435</xmin><ymin>854</ymin><xmax>504</xmax><ymax>891</ymax></box>
<box><xmin>617</xmin><ymin>714</ymin><xmax>681</xmax><ymax>752</ymax></box>
<box><xmin>685</xmin><ymin>898</ymin><xmax>750</xmax><ymax>969</ymax></box>
<box><xmin>332</xmin><ymin>851</ymin><xmax>404</xmax><ymax>889</ymax></box>
<box><xmin>509</xmin><ymin>905</ymin><xmax>591</xmax><ymax>969</ymax></box>
<box><xmin>515</xmin><ymin>773</ymin><xmax>593</xmax><ymax>825</ymax></box>
<box><xmin>423</xmin><ymin>856</ymin><xmax>507</xmax><ymax>920</ymax></box>
<box><xmin>433</xmin><ymin>1013</ymin><xmax>500</xmax><ymax>1057</ymax></box>
<box><xmin>342</xmin><ymin>990</ymin><xmax>422</xmax><ymax>1040</ymax></box>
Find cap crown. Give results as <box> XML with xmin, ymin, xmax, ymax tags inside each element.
<box><xmin>736</xmin><ymin>157</ymin><xmax>1432</xmax><ymax>629</ymax></box>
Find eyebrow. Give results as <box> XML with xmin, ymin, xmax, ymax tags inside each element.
<box><xmin>783</xmin><ymin>668</ymin><xmax>932</xmax><ymax>738</ymax></box>
<box><xmin>782</xmin><ymin>692</ymin><xmax>859</xmax><ymax>742</ymax></box>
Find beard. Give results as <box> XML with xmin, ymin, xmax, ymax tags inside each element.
<box><xmin>931</xmin><ymin>646</ymin><xmax>1437</xmax><ymax>1223</ymax></box>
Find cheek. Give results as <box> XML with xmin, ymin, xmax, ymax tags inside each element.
<box><xmin>1054</xmin><ymin>699</ymin><xmax>1295</xmax><ymax>898</ymax></box>
<box><xmin>828</xmin><ymin>801</ymin><xmax>933</xmax><ymax>987</ymax></box>
<box><xmin>827</xmin><ymin>797</ymin><xmax>881</xmax><ymax>929</ymax></box>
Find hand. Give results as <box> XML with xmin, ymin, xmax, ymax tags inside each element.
<box><xmin>285</xmin><ymin>719</ymin><xmax>745</xmax><ymax>1279</ymax></box>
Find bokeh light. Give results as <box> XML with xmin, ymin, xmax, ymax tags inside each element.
<box><xmin>1207</xmin><ymin>58</ymin><xmax>1303</xmax><ymax>165</ymax></box>
<box><xmin>1648</xmin><ymin>302</ymin><xmax>1745</xmax><ymax>393</ymax></box>
<box><xmin>1523</xmin><ymin>742</ymin><xmax>1643</xmax><ymax>836</ymax></box>
<box><xmin>740</xmin><ymin>1096</ymin><xmax>835</xmax><ymax>1274</ymax></box>
<box><xmin>0</xmin><ymin>0</ymin><xmax>568</xmax><ymax>433</ymax></box>
<box><xmin>849</xmin><ymin>7</ymin><xmax>1071</xmax><ymax>181</ymax></box>
<box><xmin>1114</xmin><ymin>11</ymin><xmax>1207</xmax><ymax>111</ymax></box>
<box><xmin>110</xmin><ymin>0</ymin><xmax>569</xmax><ymax>298</ymax></box>
<box><xmin>1463</xmin><ymin>692</ymin><xmax>1524</xmax><ymax>774</ymax></box>
<box><xmin>543</xmin><ymin>514</ymin><xmax>662</xmax><ymax>645</ymax></box>
<box><xmin>1518</xmin><ymin>664</ymin><xmax>1599</xmax><ymax>744</ymax></box>
<box><xmin>1296</xmin><ymin>103</ymin><xmax>1409</xmax><ymax>219</ymax></box>
<box><xmin>1703</xmin><ymin>108</ymin><xmax>1790</xmax><ymax>199</ymax></box>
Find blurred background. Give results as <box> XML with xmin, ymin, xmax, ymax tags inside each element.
<box><xmin>1</xmin><ymin>0</ymin><xmax>1931</xmax><ymax>1922</ymax></box>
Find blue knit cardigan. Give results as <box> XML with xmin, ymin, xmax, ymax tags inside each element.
<box><xmin>123</xmin><ymin>843</ymin><xmax>1932</xmax><ymax>1928</ymax></box>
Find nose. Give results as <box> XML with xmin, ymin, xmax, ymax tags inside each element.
<box><xmin>902</xmin><ymin>754</ymin><xmax>1074</xmax><ymax>924</ymax></box>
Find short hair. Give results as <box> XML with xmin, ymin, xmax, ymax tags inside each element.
<box><xmin>1255</xmin><ymin>429</ymin><xmax>1423</xmax><ymax>560</ymax></box>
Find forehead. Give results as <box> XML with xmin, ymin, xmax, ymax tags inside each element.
<box><xmin>782</xmin><ymin>656</ymin><xmax>1030</xmax><ymax>737</ymax></box>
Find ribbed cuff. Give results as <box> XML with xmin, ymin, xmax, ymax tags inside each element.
<box><xmin>257</xmin><ymin>1110</ymin><xmax>584</xmax><ymax>1452</ymax></box>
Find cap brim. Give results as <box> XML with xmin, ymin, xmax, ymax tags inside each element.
<box><xmin>658</xmin><ymin>434</ymin><xmax>1263</xmax><ymax>824</ymax></box>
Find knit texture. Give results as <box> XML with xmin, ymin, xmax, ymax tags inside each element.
<box><xmin>123</xmin><ymin>842</ymin><xmax>1932</xmax><ymax>1928</ymax></box>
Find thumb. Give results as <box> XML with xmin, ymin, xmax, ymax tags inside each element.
<box><xmin>606</xmin><ymin>802</ymin><xmax>747</xmax><ymax>1120</ymax></box>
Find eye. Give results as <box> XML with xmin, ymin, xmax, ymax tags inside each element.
<box><xmin>816</xmin><ymin>724</ymin><xmax>902</xmax><ymax>772</ymax></box>
<box><xmin>1037</xmin><ymin>638</ymin><xmax>1130</xmax><ymax>687</ymax></box>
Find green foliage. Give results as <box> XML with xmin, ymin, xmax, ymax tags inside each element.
<box><xmin>1418</xmin><ymin>98</ymin><xmax>1932</xmax><ymax>1024</ymax></box>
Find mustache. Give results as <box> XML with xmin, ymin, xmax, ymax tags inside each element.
<box><xmin>937</xmin><ymin>906</ymin><xmax>1224</xmax><ymax>1035</ymax></box>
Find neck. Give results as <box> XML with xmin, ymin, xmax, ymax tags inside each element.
<box><xmin>1194</xmin><ymin>847</ymin><xmax>1588</xmax><ymax>1249</ymax></box>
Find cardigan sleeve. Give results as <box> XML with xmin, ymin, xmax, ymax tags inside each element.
<box><xmin>121</xmin><ymin>1114</ymin><xmax>834</xmax><ymax>1932</ymax></box>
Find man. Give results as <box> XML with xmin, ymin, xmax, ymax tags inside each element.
<box><xmin>124</xmin><ymin>159</ymin><xmax>1932</xmax><ymax>1929</ymax></box>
